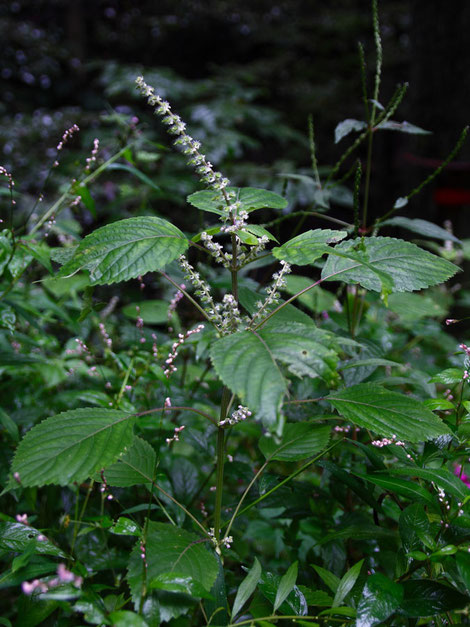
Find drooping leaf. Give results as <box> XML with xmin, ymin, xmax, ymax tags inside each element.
<box><xmin>272</xmin><ymin>229</ymin><xmax>348</xmax><ymax>266</ymax></box>
<box><xmin>274</xmin><ymin>561</ymin><xmax>298</xmax><ymax>612</ymax></box>
<box><xmin>232</xmin><ymin>558</ymin><xmax>262</xmax><ymax>618</ymax></box>
<box><xmin>210</xmin><ymin>323</ymin><xmax>339</xmax><ymax>425</ymax></box>
<box><xmin>334</xmin><ymin>119</ymin><xmax>367</xmax><ymax>143</ymax></box>
<box><xmin>356</xmin><ymin>573</ymin><xmax>403</xmax><ymax>627</ymax></box>
<box><xmin>332</xmin><ymin>560</ymin><xmax>363</xmax><ymax>608</ymax></box>
<box><xmin>0</xmin><ymin>522</ymin><xmax>66</xmax><ymax>557</ymax></box>
<box><xmin>376</xmin><ymin>120</ymin><xmax>431</xmax><ymax>135</ymax></box>
<box><xmin>259</xmin><ymin>423</ymin><xmax>330</xmax><ymax>461</ymax></box>
<box><xmin>381</xmin><ymin>217</ymin><xmax>461</xmax><ymax>243</ymax></box>
<box><xmin>57</xmin><ymin>217</ymin><xmax>188</xmax><ymax>285</ymax></box>
<box><xmin>101</xmin><ymin>437</ymin><xmax>155</xmax><ymax>487</ymax></box>
<box><xmin>321</xmin><ymin>237</ymin><xmax>459</xmax><ymax>292</ymax></box>
<box><xmin>7</xmin><ymin>408</ymin><xmax>134</xmax><ymax>488</ymax></box>
<box><xmin>187</xmin><ymin>187</ymin><xmax>287</xmax><ymax>216</ymax></box>
<box><xmin>127</xmin><ymin>522</ymin><xmax>218</xmax><ymax>602</ymax></box>
<box><xmin>389</xmin><ymin>466</ymin><xmax>469</xmax><ymax>501</ymax></box>
<box><xmin>357</xmin><ymin>473</ymin><xmax>436</xmax><ymax>506</ymax></box>
<box><xmin>327</xmin><ymin>383</ymin><xmax>451</xmax><ymax>442</ymax></box>
<box><xmin>400</xmin><ymin>580</ymin><xmax>469</xmax><ymax>617</ymax></box>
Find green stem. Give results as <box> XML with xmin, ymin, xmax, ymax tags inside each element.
<box><xmin>69</xmin><ymin>479</ymin><xmax>94</xmax><ymax>561</ymax></box>
<box><xmin>160</xmin><ymin>271</ymin><xmax>213</xmax><ymax>325</ymax></box>
<box><xmin>214</xmin><ymin>388</ymin><xmax>231</xmax><ymax>544</ymax></box>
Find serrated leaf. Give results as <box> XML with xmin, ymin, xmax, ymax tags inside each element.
<box><xmin>0</xmin><ymin>522</ymin><xmax>66</xmax><ymax>557</ymax></box>
<box><xmin>400</xmin><ymin>580</ymin><xmax>469</xmax><ymax>617</ymax></box>
<box><xmin>321</xmin><ymin>237</ymin><xmax>459</xmax><ymax>292</ymax></box>
<box><xmin>332</xmin><ymin>560</ymin><xmax>363</xmax><ymax>608</ymax></box>
<box><xmin>356</xmin><ymin>573</ymin><xmax>403</xmax><ymax>626</ymax></box>
<box><xmin>357</xmin><ymin>473</ymin><xmax>436</xmax><ymax>505</ymax></box>
<box><xmin>272</xmin><ymin>229</ymin><xmax>348</xmax><ymax>266</ymax></box>
<box><xmin>376</xmin><ymin>120</ymin><xmax>431</xmax><ymax>135</ymax></box>
<box><xmin>259</xmin><ymin>423</ymin><xmax>330</xmax><ymax>461</ymax></box>
<box><xmin>187</xmin><ymin>187</ymin><xmax>287</xmax><ymax>216</ymax></box>
<box><xmin>382</xmin><ymin>217</ymin><xmax>461</xmax><ymax>243</ymax></box>
<box><xmin>238</xmin><ymin>224</ymin><xmax>279</xmax><ymax>244</ymax></box>
<box><xmin>327</xmin><ymin>383</ymin><xmax>450</xmax><ymax>442</ymax></box>
<box><xmin>389</xmin><ymin>466</ymin><xmax>469</xmax><ymax>501</ymax></box>
<box><xmin>232</xmin><ymin>558</ymin><xmax>262</xmax><ymax>618</ymax></box>
<box><xmin>210</xmin><ymin>323</ymin><xmax>339</xmax><ymax>425</ymax></box>
<box><xmin>101</xmin><ymin>436</ymin><xmax>155</xmax><ymax>487</ymax></box>
<box><xmin>274</xmin><ymin>561</ymin><xmax>298</xmax><ymax>612</ymax></box>
<box><xmin>334</xmin><ymin>119</ymin><xmax>367</xmax><ymax>143</ymax></box>
<box><xmin>8</xmin><ymin>408</ymin><xmax>133</xmax><ymax>488</ymax></box>
<box><xmin>57</xmin><ymin>217</ymin><xmax>188</xmax><ymax>285</ymax></box>
<box><xmin>127</xmin><ymin>522</ymin><xmax>218</xmax><ymax>603</ymax></box>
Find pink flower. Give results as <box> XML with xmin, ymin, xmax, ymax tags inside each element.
<box><xmin>454</xmin><ymin>464</ymin><xmax>470</xmax><ymax>488</ymax></box>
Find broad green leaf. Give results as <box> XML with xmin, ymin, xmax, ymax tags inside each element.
<box><xmin>258</xmin><ymin>570</ymin><xmax>307</xmax><ymax>616</ymax></box>
<box><xmin>240</xmin><ymin>224</ymin><xmax>278</xmax><ymax>243</ymax></box>
<box><xmin>259</xmin><ymin>423</ymin><xmax>330</xmax><ymax>461</ymax></box>
<box><xmin>281</xmin><ymin>275</ymin><xmax>336</xmax><ymax>313</ymax></box>
<box><xmin>356</xmin><ymin>573</ymin><xmax>403</xmax><ymax>626</ymax></box>
<box><xmin>456</xmin><ymin>552</ymin><xmax>470</xmax><ymax>592</ymax></box>
<box><xmin>122</xmin><ymin>300</ymin><xmax>169</xmax><ymax>324</ymax></box>
<box><xmin>387</xmin><ymin>292</ymin><xmax>447</xmax><ymax>323</ymax></box>
<box><xmin>334</xmin><ymin>119</ymin><xmax>367</xmax><ymax>143</ymax></box>
<box><xmin>232</xmin><ymin>558</ymin><xmax>262</xmax><ymax>618</ymax></box>
<box><xmin>376</xmin><ymin>120</ymin><xmax>431</xmax><ymax>135</ymax></box>
<box><xmin>321</xmin><ymin>237</ymin><xmax>459</xmax><ymax>292</ymax></box>
<box><xmin>101</xmin><ymin>437</ymin><xmax>155</xmax><ymax>487</ymax></box>
<box><xmin>297</xmin><ymin>587</ymin><xmax>333</xmax><ymax>607</ymax></box>
<box><xmin>272</xmin><ymin>229</ymin><xmax>348</xmax><ymax>266</ymax></box>
<box><xmin>274</xmin><ymin>561</ymin><xmax>298</xmax><ymax>612</ymax></box>
<box><xmin>187</xmin><ymin>187</ymin><xmax>287</xmax><ymax>216</ymax></box>
<box><xmin>57</xmin><ymin>217</ymin><xmax>188</xmax><ymax>285</ymax></box>
<box><xmin>399</xmin><ymin>503</ymin><xmax>435</xmax><ymax>552</ymax></box>
<box><xmin>429</xmin><ymin>368</ymin><xmax>463</xmax><ymax>385</ymax></box>
<box><xmin>389</xmin><ymin>466</ymin><xmax>469</xmax><ymax>501</ymax></box>
<box><xmin>0</xmin><ymin>407</ymin><xmax>19</xmax><ymax>442</ymax></box>
<box><xmin>382</xmin><ymin>217</ymin><xmax>461</xmax><ymax>243</ymax></box>
<box><xmin>8</xmin><ymin>408</ymin><xmax>133</xmax><ymax>488</ymax></box>
<box><xmin>127</xmin><ymin>522</ymin><xmax>218</xmax><ymax>602</ymax></box>
<box><xmin>0</xmin><ymin>522</ymin><xmax>66</xmax><ymax>557</ymax></box>
<box><xmin>332</xmin><ymin>560</ymin><xmax>363</xmax><ymax>607</ymax></box>
<box><xmin>111</xmin><ymin>517</ymin><xmax>141</xmax><ymax>536</ymax></box>
<box><xmin>312</xmin><ymin>565</ymin><xmax>340</xmax><ymax>593</ymax></box>
<box><xmin>149</xmin><ymin>573</ymin><xmax>214</xmax><ymax>599</ymax></box>
<box><xmin>400</xmin><ymin>580</ymin><xmax>469</xmax><ymax>617</ymax></box>
<box><xmin>239</xmin><ymin>285</ymin><xmax>313</xmax><ymax>328</ymax></box>
<box><xmin>357</xmin><ymin>473</ymin><xmax>435</xmax><ymax>505</ymax></box>
<box><xmin>107</xmin><ymin>611</ymin><xmax>149</xmax><ymax>627</ymax></box>
<box><xmin>210</xmin><ymin>323</ymin><xmax>339</xmax><ymax>425</ymax></box>
<box><xmin>327</xmin><ymin>383</ymin><xmax>450</xmax><ymax>442</ymax></box>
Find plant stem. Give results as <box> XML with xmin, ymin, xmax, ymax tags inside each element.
<box><xmin>214</xmin><ymin>387</ymin><xmax>231</xmax><ymax>544</ymax></box>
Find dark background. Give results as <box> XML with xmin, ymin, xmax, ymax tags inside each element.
<box><xmin>1</xmin><ymin>0</ymin><xmax>470</xmax><ymax>234</ymax></box>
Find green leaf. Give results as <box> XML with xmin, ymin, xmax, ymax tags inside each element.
<box><xmin>334</xmin><ymin>119</ymin><xmax>367</xmax><ymax>143</ymax></box>
<box><xmin>356</xmin><ymin>573</ymin><xmax>403</xmax><ymax>627</ymax></box>
<box><xmin>258</xmin><ymin>570</ymin><xmax>307</xmax><ymax>616</ymax></box>
<box><xmin>321</xmin><ymin>237</ymin><xmax>459</xmax><ymax>292</ymax></box>
<box><xmin>399</xmin><ymin>503</ymin><xmax>434</xmax><ymax>552</ymax></box>
<box><xmin>400</xmin><ymin>580</ymin><xmax>469</xmax><ymax>617</ymax></box>
<box><xmin>57</xmin><ymin>217</ymin><xmax>188</xmax><ymax>285</ymax></box>
<box><xmin>456</xmin><ymin>552</ymin><xmax>470</xmax><ymax>592</ymax></box>
<box><xmin>332</xmin><ymin>560</ymin><xmax>363</xmax><ymax>607</ymax></box>
<box><xmin>389</xmin><ymin>466</ymin><xmax>469</xmax><ymax>501</ymax></box>
<box><xmin>240</xmin><ymin>224</ymin><xmax>279</xmax><ymax>243</ymax></box>
<box><xmin>357</xmin><ymin>473</ymin><xmax>436</xmax><ymax>506</ymax></box>
<box><xmin>376</xmin><ymin>120</ymin><xmax>431</xmax><ymax>135</ymax></box>
<box><xmin>312</xmin><ymin>565</ymin><xmax>340</xmax><ymax>593</ymax></box>
<box><xmin>318</xmin><ymin>461</ymin><xmax>382</xmax><ymax>511</ymax></box>
<box><xmin>274</xmin><ymin>561</ymin><xmax>298</xmax><ymax>612</ymax></box>
<box><xmin>107</xmin><ymin>611</ymin><xmax>149</xmax><ymax>627</ymax></box>
<box><xmin>297</xmin><ymin>587</ymin><xmax>333</xmax><ymax>607</ymax></box>
<box><xmin>238</xmin><ymin>285</ymin><xmax>313</xmax><ymax>328</ymax></box>
<box><xmin>259</xmin><ymin>423</ymin><xmax>330</xmax><ymax>461</ymax></box>
<box><xmin>127</xmin><ymin>522</ymin><xmax>218</xmax><ymax>602</ymax></box>
<box><xmin>187</xmin><ymin>187</ymin><xmax>287</xmax><ymax>216</ymax></box>
<box><xmin>111</xmin><ymin>517</ymin><xmax>141</xmax><ymax>537</ymax></box>
<box><xmin>122</xmin><ymin>300</ymin><xmax>169</xmax><ymax>324</ymax></box>
<box><xmin>387</xmin><ymin>292</ymin><xmax>447</xmax><ymax>323</ymax></box>
<box><xmin>429</xmin><ymin>368</ymin><xmax>463</xmax><ymax>385</ymax></box>
<box><xmin>232</xmin><ymin>558</ymin><xmax>262</xmax><ymax>618</ymax></box>
<box><xmin>273</xmin><ymin>229</ymin><xmax>348</xmax><ymax>266</ymax></box>
<box><xmin>210</xmin><ymin>323</ymin><xmax>339</xmax><ymax>426</ymax></box>
<box><xmin>281</xmin><ymin>275</ymin><xmax>336</xmax><ymax>313</ymax></box>
<box><xmin>327</xmin><ymin>383</ymin><xmax>450</xmax><ymax>442</ymax></box>
<box><xmin>0</xmin><ymin>522</ymin><xmax>66</xmax><ymax>557</ymax></box>
<box><xmin>101</xmin><ymin>436</ymin><xmax>155</xmax><ymax>487</ymax></box>
<box><xmin>107</xmin><ymin>162</ymin><xmax>161</xmax><ymax>191</ymax></box>
<box><xmin>0</xmin><ymin>407</ymin><xmax>19</xmax><ymax>442</ymax></box>
<box><xmin>149</xmin><ymin>573</ymin><xmax>214</xmax><ymax>600</ymax></box>
<box><xmin>382</xmin><ymin>217</ymin><xmax>461</xmax><ymax>243</ymax></box>
<box><xmin>8</xmin><ymin>408</ymin><xmax>133</xmax><ymax>488</ymax></box>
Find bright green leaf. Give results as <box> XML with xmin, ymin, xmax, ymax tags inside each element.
<box><xmin>187</xmin><ymin>187</ymin><xmax>287</xmax><ymax>216</ymax></box>
<box><xmin>272</xmin><ymin>229</ymin><xmax>348</xmax><ymax>266</ymax></box>
<box><xmin>356</xmin><ymin>573</ymin><xmax>403</xmax><ymax>627</ymax></box>
<box><xmin>332</xmin><ymin>559</ymin><xmax>363</xmax><ymax>607</ymax></box>
<box><xmin>274</xmin><ymin>561</ymin><xmax>298</xmax><ymax>612</ymax></box>
<box><xmin>0</xmin><ymin>522</ymin><xmax>66</xmax><ymax>557</ymax></box>
<box><xmin>232</xmin><ymin>558</ymin><xmax>262</xmax><ymax>618</ymax></box>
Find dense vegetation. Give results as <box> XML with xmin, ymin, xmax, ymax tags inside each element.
<box><xmin>1</xmin><ymin>3</ymin><xmax>470</xmax><ymax>625</ymax></box>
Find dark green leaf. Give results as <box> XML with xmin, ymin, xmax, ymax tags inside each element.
<box><xmin>101</xmin><ymin>436</ymin><xmax>155</xmax><ymax>487</ymax></box>
<box><xmin>259</xmin><ymin>423</ymin><xmax>330</xmax><ymax>461</ymax></box>
<box><xmin>332</xmin><ymin>559</ymin><xmax>363</xmax><ymax>607</ymax></box>
<box><xmin>272</xmin><ymin>229</ymin><xmax>348</xmax><ymax>266</ymax></box>
<box><xmin>187</xmin><ymin>187</ymin><xmax>287</xmax><ymax>216</ymax></box>
<box><xmin>0</xmin><ymin>522</ymin><xmax>65</xmax><ymax>557</ymax></box>
<box><xmin>274</xmin><ymin>561</ymin><xmax>298</xmax><ymax>612</ymax></box>
<box><xmin>382</xmin><ymin>217</ymin><xmax>461</xmax><ymax>243</ymax></box>
<box><xmin>356</xmin><ymin>573</ymin><xmax>403</xmax><ymax>627</ymax></box>
<box><xmin>232</xmin><ymin>558</ymin><xmax>262</xmax><ymax>618</ymax></box>
<box><xmin>400</xmin><ymin>580</ymin><xmax>469</xmax><ymax>617</ymax></box>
